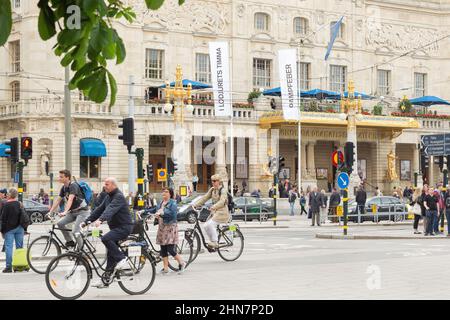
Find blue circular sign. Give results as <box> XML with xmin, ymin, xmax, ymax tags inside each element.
<box><xmin>337</xmin><ymin>172</ymin><xmax>350</xmax><ymax>189</ymax></box>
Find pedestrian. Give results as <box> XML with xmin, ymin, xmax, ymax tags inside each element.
<box><xmin>411</xmin><ymin>187</ymin><xmax>423</xmax><ymax>234</ymax></box>
<box><xmin>0</xmin><ymin>188</ymin><xmax>25</xmax><ymax>273</ymax></box>
<box><xmin>355</xmin><ymin>185</ymin><xmax>367</xmax><ymax>217</ymax></box>
<box><xmin>146</xmin><ymin>187</ymin><xmax>186</xmax><ymax>275</ymax></box>
<box><xmin>419</xmin><ymin>185</ymin><xmax>428</xmax><ymax>234</ymax></box>
<box><xmin>375</xmin><ymin>186</ymin><xmax>383</xmax><ymax>196</ymax></box>
<box><xmin>299</xmin><ymin>191</ymin><xmax>307</xmax><ymax>215</ymax></box>
<box><xmin>288</xmin><ymin>187</ymin><xmax>298</xmax><ymax>216</ymax></box>
<box><xmin>192</xmin><ymin>174</ymin><xmax>199</xmax><ymax>192</ymax></box>
<box><xmin>233</xmin><ymin>183</ymin><xmax>239</xmax><ymax>196</ymax></box>
<box><xmin>424</xmin><ymin>187</ymin><xmax>439</xmax><ymax>236</ymax></box>
<box><xmin>319</xmin><ymin>189</ymin><xmax>328</xmax><ymax>224</ymax></box>
<box><xmin>268</xmin><ymin>184</ymin><xmax>276</xmax><ymax>198</ymax></box>
<box><xmin>93</xmin><ymin>186</ymin><xmax>107</xmax><ymax>210</ymax></box>
<box><xmin>175</xmin><ymin>192</ymin><xmax>182</xmax><ymax>203</ymax></box>
<box><xmin>283</xmin><ymin>179</ymin><xmax>292</xmax><ymax>198</ymax></box>
<box><xmin>434</xmin><ymin>189</ymin><xmax>444</xmax><ymax>234</ymax></box>
<box><xmin>0</xmin><ymin>188</ymin><xmax>7</xmax><ymax>253</ymax></box>
<box><xmin>444</xmin><ymin>187</ymin><xmax>450</xmax><ymax>237</ymax></box>
<box><xmin>328</xmin><ymin>188</ymin><xmax>341</xmax><ymax>223</ymax></box>
<box><xmin>242</xmin><ymin>180</ymin><xmax>247</xmax><ymax>194</ymax></box>
<box><xmin>309</xmin><ymin>187</ymin><xmax>322</xmax><ymax>226</ymax></box>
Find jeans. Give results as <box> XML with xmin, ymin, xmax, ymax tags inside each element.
<box><xmin>203</xmin><ymin>219</ymin><xmax>220</xmax><ymax>243</ymax></box>
<box><xmin>289</xmin><ymin>202</ymin><xmax>295</xmax><ymax>216</ymax></box>
<box><xmin>57</xmin><ymin>209</ymin><xmax>90</xmax><ymax>247</ymax></box>
<box><xmin>101</xmin><ymin>226</ymin><xmax>132</xmax><ymax>271</ymax></box>
<box><xmin>426</xmin><ymin>210</ymin><xmax>437</xmax><ymax>235</ymax></box>
<box><xmin>446</xmin><ymin>210</ymin><xmax>450</xmax><ymax>234</ymax></box>
<box><xmin>4</xmin><ymin>226</ymin><xmax>24</xmax><ymax>269</ymax></box>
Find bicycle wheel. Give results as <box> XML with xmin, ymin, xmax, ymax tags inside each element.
<box><xmin>45</xmin><ymin>253</ymin><xmax>91</xmax><ymax>300</ymax></box>
<box><xmin>85</xmin><ymin>234</ymin><xmax>107</xmax><ymax>267</ymax></box>
<box><xmin>189</xmin><ymin>230</ymin><xmax>201</xmax><ymax>263</ymax></box>
<box><xmin>28</xmin><ymin>236</ymin><xmax>62</xmax><ymax>274</ymax></box>
<box><xmin>217</xmin><ymin>227</ymin><xmax>244</xmax><ymax>262</ymax></box>
<box><xmin>168</xmin><ymin>232</ymin><xmax>193</xmax><ymax>271</ymax></box>
<box><xmin>118</xmin><ymin>252</ymin><xmax>156</xmax><ymax>295</ymax></box>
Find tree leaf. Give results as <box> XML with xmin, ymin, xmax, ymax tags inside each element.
<box><xmin>60</xmin><ymin>52</ymin><xmax>73</xmax><ymax>67</ymax></box>
<box><xmin>82</xmin><ymin>0</ymin><xmax>98</xmax><ymax>13</ymax></box>
<box><xmin>102</xmin><ymin>41</ymin><xmax>116</xmax><ymax>60</ymax></box>
<box><xmin>112</xmin><ymin>29</ymin><xmax>126</xmax><ymax>64</ymax></box>
<box><xmin>0</xmin><ymin>0</ymin><xmax>12</xmax><ymax>46</ymax></box>
<box><xmin>38</xmin><ymin>6</ymin><xmax>56</xmax><ymax>40</ymax></box>
<box><xmin>178</xmin><ymin>0</ymin><xmax>185</xmax><ymax>5</ymax></box>
<box><xmin>88</xmin><ymin>69</ymin><xmax>108</xmax><ymax>103</ymax></box>
<box><xmin>145</xmin><ymin>0</ymin><xmax>165</xmax><ymax>10</ymax></box>
<box><xmin>69</xmin><ymin>62</ymin><xmax>97</xmax><ymax>89</ymax></box>
<box><xmin>107</xmin><ymin>70</ymin><xmax>117</xmax><ymax>107</ymax></box>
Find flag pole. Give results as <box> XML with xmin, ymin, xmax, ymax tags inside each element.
<box><xmin>230</xmin><ymin>42</ymin><xmax>234</xmax><ymax>196</ymax></box>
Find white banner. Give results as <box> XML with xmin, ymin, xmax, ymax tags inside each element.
<box><xmin>278</xmin><ymin>49</ymin><xmax>300</xmax><ymax>121</ymax></box>
<box><xmin>209</xmin><ymin>42</ymin><xmax>232</xmax><ymax>117</ymax></box>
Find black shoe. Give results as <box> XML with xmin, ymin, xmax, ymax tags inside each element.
<box><xmin>65</xmin><ymin>241</ymin><xmax>76</xmax><ymax>248</ymax></box>
<box><xmin>430</xmin><ymin>233</ymin><xmax>435</xmax><ymax>236</ymax></box>
<box><xmin>2</xmin><ymin>268</ymin><xmax>12</xmax><ymax>273</ymax></box>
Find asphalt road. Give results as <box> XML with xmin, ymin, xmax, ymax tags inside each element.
<box><xmin>1</xmin><ymin>217</ymin><xmax>450</xmax><ymax>300</ymax></box>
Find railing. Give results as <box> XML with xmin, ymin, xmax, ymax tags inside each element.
<box><xmin>327</xmin><ymin>203</ymin><xmax>411</xmax><ymax>225</ymax></box>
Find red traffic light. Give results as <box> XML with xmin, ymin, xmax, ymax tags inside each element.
<box><xmin>21</xmin><ymin>137</ymin><xmax>33</xmax><ymax>160</ymax></box>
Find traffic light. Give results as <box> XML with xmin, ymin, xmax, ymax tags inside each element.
<box><xmin>278</xmin><ymin>156</ymin><xmax>285</xmax><ymax>173</ymax></box>
<box><xmin>142</xmin><ymin>167</ymin><xmax>146</xmax><ymax>178</ymax></box>
<box><xmin>147</xmin><ymin>164</ymin><xmax>153</xmax><ymax>180</ymax></box>
<box><xmin>4</xmin><ymin>137</ymin><xmax>19</xmax><ymax>163</ymax></box>
<box><xmin>118</xmin><ymin>117</ymin><xmax>134</xmax><ymax>152</ymax></box>
<box><xmin>173</xmin><ymin>159</ymin><xmax>178</xmax><ymax>173</ymax></box>
<box><xmin>438</xmin><ymin>156</ymin><xmax>444</xmax><ymax>172</ymax></box>
<box><xmin>21</xmin><ymin>137</ymin><xmax>32</xmax><ymax>161</ymax></box>
<box><xmin>344</xmin><ymin>142</ymin><xmax>355</xmax><ymax>172</ymax></box>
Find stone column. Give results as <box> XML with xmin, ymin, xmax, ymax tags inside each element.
<box><xmin>307</xmin><ymin>142</ymin><xmax>316</xmax><ymax>179</ymax></box>
<box><xmin>412</xmin><ymin>144</ymin><xmax>422</xmax><ymax>187</ymax></box>
<box><xmin>301</xmin><ymin>142</ymin><xmax>307</xmax><ymax>180</ymax></box>
<box><xmin>248</xmin><ymin>137</ymin><xmax>259</xmax><ymax>193</ymax></box>
<box><xmin>428</xmin><ymin>155</ymin><xmax>434</xmax><ymax>187</ymax></box>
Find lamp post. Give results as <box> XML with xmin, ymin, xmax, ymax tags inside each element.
<box><xmin>164</xmin><ymin>65</ymin><xmax>194</xmax><ymax>193</ymax></box>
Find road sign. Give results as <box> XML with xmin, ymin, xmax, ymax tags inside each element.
<box><xmin>421</xmin><ymin>134</ymin><xmax>445</xmax><ymax>147</ymax></box>
<box><xmin>336</xmin><ymin>206</ymin><xmax>343</xmax><ymax>217</ymax></box>
<box><xmin>424</xmin><ymin>145</ymin><xmax>445</xmax><ymax>156</ymax></box>
<box><xmin>157</xmin><ymin>169</ymin><xmax>167</xmax><ymax>182</ymax></box>
<box><xmin>337</xmin><ymin>172</ymin><xmax>349</xmax><ymax>189</ymax></box>
<box><xmin>371</xmin><ymin>204</ymin><xmax>377</xmax><ymax>214</ymax></box>
<box><xmin>332</xmin><ymin>151</ymin><xmax>344</xmax><ymax>168</ymax></box>
<box><xmin>179</xmin><ymin>185</ymin><xmax>188</xmax><ymax>196</ymax></box>
<box><xmin>421</xmin><ymin>134</ymin><xmax>450</xmax><ymax>156</ymax></box>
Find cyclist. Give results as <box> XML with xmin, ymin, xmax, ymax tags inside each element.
<box><xmin>192</xmin><ymin>174</ymin><xmax>230</xmax><ymax>249</ymax></box>
<box><xmin>48</xmin><ymin>170</ymin><xmax>90</xmax><ymax>248</ymax></box>
<box><xmin>82</xmin><ymin>177</ymin><xmax>134</xmax><ymax>288</ymax></box>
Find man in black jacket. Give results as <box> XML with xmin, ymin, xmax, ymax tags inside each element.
<box><xmin>355</xmin><ymin>186</ymin><xmax>367</xmax><ymax>216</ymax></box>
<box><xmin>329</xmin><ymin>188</ymin><xmax>341</xmax><ymax>223</ymax></box>
<box><xmin>83</xmin><ymin>177</ymin><xmax>133</xmax><ymax>287</ymax></box>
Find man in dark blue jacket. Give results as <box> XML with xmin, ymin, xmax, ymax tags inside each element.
<box><xmin>83</xmin><ymin>177</ymin><xmax>133</xmax><ymax>287</ymax></box>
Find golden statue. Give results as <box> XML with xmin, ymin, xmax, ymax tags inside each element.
<box><xmin>387</xmin><ymin>151</ymin><xmax>398</xmax><ymax>181</ymax></box>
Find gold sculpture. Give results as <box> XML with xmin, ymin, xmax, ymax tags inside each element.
<box><xmin>387</xmin><ymin>150</ymin><xmax>398</xmax><ymax>181</ymax></box>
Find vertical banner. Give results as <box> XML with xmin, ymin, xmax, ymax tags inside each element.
<box><xmin>278</xmin><ymin>49</ymin><xmax>300</xmax><ymax>121</ymax></box>
<box><xmin>209</xmin><ymin>41</ymin><xmax>232</xmax><ymax>117</ymax></box>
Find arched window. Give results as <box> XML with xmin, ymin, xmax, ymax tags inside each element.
<box><xmin>254</xmin><ymin>12</ymin><xmax>270</xmax><ymax>31</ymax></box>
<box><xmin>10</xmin><ymin>81</ymin><xmax>20</xmax><ymax>102</ymax></box>
<box><xmin>294</xmin><ymin>17</ymin><xmax>308</xmax><ymax>36</ymax></box>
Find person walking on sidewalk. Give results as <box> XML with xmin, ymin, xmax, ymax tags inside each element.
<box><xmin>355</xmin><ymin>186</ymin><xmax>367</xmax><ymax>216</ymax></box>
<box><xmin>424</xmin><ymin>187</ymin><xmax>439</xmax><ymax>236</ymax></box>
<box><xmin>328</xmin><ymin>188</ymin><xmax>341</xmax><ymax>223</ymax></box>
<box><xmin>288</xmin><ymin>187</ymin><xmax>298</xmax><ymax>216</ymax></box>
<box><xmin>309</xmin><ymin>187</ymin><xmax>322</xmax><ymax>226</ymax></box>
<box><xmin>444</xmin><ymin>187</ymin><xmax>450</xmax><ymax>237</ymax></box>
<box><xmin>0</xmin><ymin>188</ymin><xmax>25</xmax><ymax>273</ymax></box>
<box><xmin>299</xmin><ymin>191</ymin><xmax>307</xmax><ymax>215</ymax></box>
<box><xmin>319</xmin><ymin>189</ymin><xmax>328</xmax><ymax>224</ymax></box>
<box><xmin>411</xmin><ymin>188</ymin><xmax>423</xmax><ymax>234</ymax></box>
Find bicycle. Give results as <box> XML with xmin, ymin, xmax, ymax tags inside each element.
<box><xmin>45</xmin><ymin>222</ymin><xmax>156</xmax><ymax>300</ymax></box>
<box><xmin>27</xmin><ymin>212</ymin><xmax>106</xmax><ymax>274</ymax></box>
<box><xmin>128</xmin><ymin>211</ymin><xmax>193</xmax><ymax>272</ymax></box>
<box><xmin>185</xmin><ymin>206</ymin><xmax>244</xmax><ymax>262</ymax></box>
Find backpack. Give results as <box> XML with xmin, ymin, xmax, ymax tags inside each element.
<box><xmin>19</xmin><ymin>203</ymin><xmax>30</xmax><ymax>229</ymax></box>
<box><xmin>75</xmin><ymin>181</ymin><xmax>93</xmax><ymax>204</ymax></box>
<box><xmin>289</xmin><ymin>192</ymin><xmax>297</xmax><ymax>203</ymax></box>
<box><xmin>218</xmin><ymin>187</ymin><xmax>234</xmax><ymax>210</ymax></box>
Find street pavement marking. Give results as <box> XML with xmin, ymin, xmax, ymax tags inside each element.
<box><xmin>248</xmin><ymin>242</ymin><xmax>265</xmax><ymax>245</ymax></box>
<box><xmin>289</xmin><ymin>238</ymin><xmax>304</xmax><ymax>241</ymax></box>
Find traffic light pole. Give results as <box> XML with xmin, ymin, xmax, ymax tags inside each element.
<box><xmin>133</xmin><ymin>148</ymin><xmax>145</xmax><ymax>210</ymax></box>
<box><xmin>273</xmin><ymin>174</ymin><xmax>278</xmax><ymax>226</ymax></box>
<box><xmin>49</xmin><ymin>173</ymin><xmax>54</xmax><ymax>206</ymax></box>
<box><xmin>343</xmin><ymin>188</ymin><xmax>348</xmax><ymax>236</ymax></box>
<box><xmin>17</xmin><ymin>161</ymin><xmax>25</xmax><ymax>203</ymax></box>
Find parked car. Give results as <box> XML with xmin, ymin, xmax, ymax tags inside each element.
<box><xmin>177</xmin><ymin>195</ymin><xmax>211</xmax><ymax>224</ymax></box>
<box><xmin>23</xmin><ymin>199</ymin><xmax>50</xmax><ymax>224</ymax></box>
<box><xmin>347</xmin><ymin>196</ymin><xmax>407</xmax><ymax>223</ymax></box>
<box><xmin>230</xmin><ymin>197</ymin><xmax>275</xmax><ymax>222</ymax></box>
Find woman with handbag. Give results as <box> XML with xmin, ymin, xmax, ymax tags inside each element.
<box><xmin>411</xmin><ymin>187</ymin><xmax>423</xmax><ymax>234</ymax></box>
<box><xmin>147</xmin><ymin>187</ymin><xmax>186</xmax><ymax>275</ymax></box>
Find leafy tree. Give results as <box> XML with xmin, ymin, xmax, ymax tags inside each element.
<box><xmin>372</xmin><ymin>104</ymin><xmax>383</xmax><ymax>115</ymax></box>
<box><xmin>0</xmin><ymin>0</ymin><xmax>185</xmax><ymax>106</ymax></box>
<box><xmin>247</xmin><ymin>89</ymin><xmax>262</xmax><ymax>103</ymax></box>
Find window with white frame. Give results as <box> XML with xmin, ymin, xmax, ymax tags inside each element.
<box><xmin>254</xmin><ymin>13</ymin><xmax>269</xmax><ymax>31</ymax></box>
<box><xmin>330</xmin><ymin>65</ymin><xmax>347</xmax><ymax>92</ymax></box>
<box><xmin>10</xmin><ymin>81</ymin><xmax>20</xmax><ymax>102</ymax></box>
<box><xmin>145</xmin><ymin>49</ymin><xmax>164</xmax><ymax>80</ymax></box>
<box><xmin>13</xmin><ymin>0</ymin><xmax>20</xmax><ymax>8</ymax></box>
<box><xmin>377</xmin><ymin>70</ymin><xmax>391</xmax><ymax>96</ymax></box>
<box><xmin>9</xmin><ymin>40</ymin><xmax>20</xmax><ymax>73</ymax></box>
<box><xmin>294</xmin><ymin>17</ymin><xmax>308</xmax><ymax>36</ymax></box>
<box><xmin>414</xmin><ymin>73</ymin><xmax>427</xmax><ymax>97</ymax></box>
<box><xmin>330</xmin><ymin>21</ymin><xmax>344</xmax><ymax>40</ymax></box>
<box><xmin>195</xmin><ymin>53</ymin><xmax>211</xmax><ymax>84</ymax></box>
<box><xmin>80</xmin><ymin>156</ymin><xmax>100</xmax><ymax>179</ymax></box>
<box><xmin>297</xmin><ymin>62</ymin><xmax>311</xmax><ymax>91</ymax></box>
<box><xmin>253</xmin><ymin>58</ymin><xmax>271</xmax><ymax>88</ymax></box>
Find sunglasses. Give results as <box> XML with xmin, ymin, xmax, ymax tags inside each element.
<box><xmin>212</xmin><ymin>180</ymin><xmax>219</xmax><ymax>182</ymax></box>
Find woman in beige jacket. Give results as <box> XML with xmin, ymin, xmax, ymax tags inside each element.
<box><xmin>193</xmin><ymin>174</ymin><xmax>230</xmax><ymax>248</ymax></box>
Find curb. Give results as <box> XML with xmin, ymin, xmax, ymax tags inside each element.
<box><xmin>239</xmin><ymin>226</ymin><xmax>289</xmax><ymax>229</ymax></box>
<box><xmin>315</xmin><ymin>233</ymin><xmax>450</xmax><ymax>240</ymax></box>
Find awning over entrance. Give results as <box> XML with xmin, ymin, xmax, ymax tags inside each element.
<box><xmin>80</xmin><ymin>139</ymin><xmax>107</xmax><ymax>157</ymax></box>
<box><xmin>0</xmin><ymin>144</ymin><xmax>9</xmax><ymax>157</ymax></box>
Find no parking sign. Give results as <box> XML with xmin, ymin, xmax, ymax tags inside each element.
<box><xmin>157</xmin><ymin>169</ymin><xmax>167</xmax><ymax>182</ymax></box>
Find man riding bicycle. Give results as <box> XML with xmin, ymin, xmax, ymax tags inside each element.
<box><xmin>48</xmin><ymin>169</ymin><xmax>90</xmax><ymax>248</ymax></box>
<box><xmin>192</xmin><ymin>174</ymin><xmax>230</xmax><ymax>249</ymax></box>
<box><xmin>82</xmin><ymin>177</ymin><xmax>134</xmax><ymax>288</ymax></box>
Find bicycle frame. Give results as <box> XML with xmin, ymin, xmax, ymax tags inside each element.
<box><xmin>40</xmin><ymin>224</ymin><xmax>72</xmax><ymax>255</ymax></box>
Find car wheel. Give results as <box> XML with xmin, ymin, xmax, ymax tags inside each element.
<box><xmin>30</xmin><ymin>212</ymin><xmax>44</xmax><ymax>224</ymax></box>
<box><xmin>260</xmin><ymin>211</ymin><xmax>268</xmax><ymax>222</ymax></box>
<box><xmin>187</xmin><ymin>213</ymin><xmax>197</xmax><ymax>224</ymax></box>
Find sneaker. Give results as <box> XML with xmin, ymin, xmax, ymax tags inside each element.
<box><xmin>424</xmin><ymin>233</ymin><xmax>429</xmax><ymax>236</ymax></box>
<box><xmin>430</xmin><ymin>233</ymin><xmax>435</xmax><ymax>236</ymax></box>
<box><xmin>114</xmin><ymin>258</ymin><xmax>130</xmax><ymax>271</ymax></box>
<box><xmin>158</xmin><ymin>268</ymin><xmax>169</xmax><ymax>275</ymax></box>
<box><xmin>207</xmin><ymin>241</ymin><xmax>218</xmax><ymax>249</ymax></box>
<box><xmin>178</xmin><ymin>263</ymin><xmax>186</xmax><ymax>275</ymax></box>
<box><xmin>91</xmin><ymin>279</ymin><xmax>109</xmax><ymax>289</ymax></box>
<box><xmin>2</xmin><ymin>268</ymin><xmax>12</xmax><ymax>273</ymax></box>
<box><xmin>65</xmin><ymin>241</ymin><xmax>76</xmax><ymax>248</ymax></box>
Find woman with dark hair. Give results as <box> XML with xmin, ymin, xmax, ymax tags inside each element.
<box><xmin>146</xmin><ymin>187</ymin><xmax>186</xmax><ymax>275</ymax></box>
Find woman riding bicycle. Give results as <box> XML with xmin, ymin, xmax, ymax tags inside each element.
<box><xmin>192</xmin><ymin>174</ymin><xmax>230</xmax><ymax>249</ymax></box>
